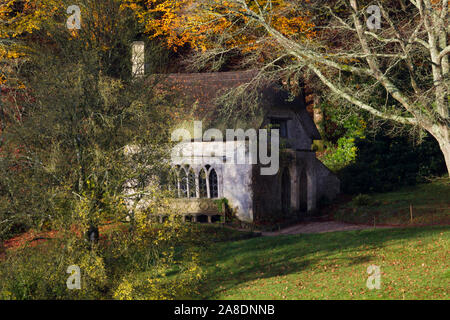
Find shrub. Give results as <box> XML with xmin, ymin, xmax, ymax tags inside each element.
<box><xmin>112</xmin><ymin>259</ymin><xmax>203</xmax><ymax>300</ymax></box>
<box><xmin>321</xmin><ymin>137</ymin><xmax>358</xmax><ymax>172</ymax></box>
<box><xmin>0</xmin><ymin>237</ymin><xmax>107</xmax><ymax>300</ymax></box>
<box><xmin>0</xmin><ymin>215</ymin><xmax>205</xmax><ymax>300</ymax></box>
<box><xmin>338</xmin><ymin>134</ymin><xmax>446</xmax><ymax>194</ymax></box>
<box><xmin>352</xmin><ymin>194</ymin><xmax>372</xmax><ymax>207</ymax></box>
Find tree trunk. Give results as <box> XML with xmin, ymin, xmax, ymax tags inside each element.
<box><xmin>312</xmin><ymin>95</ymin><xmax>325</xmax><ymax>151</ymax></box>
<box><xmin>438</xmin><ymin>138</ymin><xmax>450</xmax><ymax>176</ymax></box>
<box><xmin>432</xmin><ymin>124</ymin><xmax>450</xmax><ymax>175</ymax></box>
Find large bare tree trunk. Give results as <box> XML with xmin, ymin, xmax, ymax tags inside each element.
<box><xmin>433</xmin><ymin>126</ymin><xmax>450</xmax><ymax>174</ymax></box>
<box><xmin>440</xmin><ymin>143</ymin><xmax>450</xmax><ymax>175</ymax></box>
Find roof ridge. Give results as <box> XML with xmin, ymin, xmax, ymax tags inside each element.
<box><xmin>165</xmin><ymin>69</ymin><xmax>257</xmax><ymax>76</ymax></box>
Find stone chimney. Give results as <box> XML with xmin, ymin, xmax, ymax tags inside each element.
<box><xmin>131</xmin><ymin>41</ymin><xmax>145</xmax><ymax>77</ymax></box>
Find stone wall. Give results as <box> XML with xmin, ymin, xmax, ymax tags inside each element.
<box><xmin>314</xmin><ymin>158</ymin><xmax>341</xmax><ymax>203</ymax></box>
<box><xmin>171</xmin><ymin>140</ymin><xmax>255</xmax><ymax>222</ymax></box>
<box><xmin>251</xmin><ymin>150</ymin><xmax>321</xmax><ymax>221</ymax></box>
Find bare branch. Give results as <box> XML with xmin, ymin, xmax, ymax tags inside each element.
<box><xmin>309</xmin><ymin>64</ymin><xmax>418</xmax><ymax>125</ymax></box>
<box><xmin>438</xmin><ymin>45</ymin><xmax>450</xmax><ymax>63</ymax></box>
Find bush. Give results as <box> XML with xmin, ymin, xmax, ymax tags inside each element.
<box><xmin>0</xmin><ymin>237</ymin><xmax>108</xmax><ymax>300</ymax></box>
<box><xmin>321</xmin><ymin>137</ymin><xmax>358</xmax><ymax>172</ymax></box>
<box><xmin>0</xmin><ymin>216</ymin><xmax>206</xmax><ymax>300</ymax></box>
<box><xmin>352</xmin><ymin>194</ymin><xmax>372</xmax><ymax>207</ymax></box>
<box><xmin>338</xmin><ymin>133</ymin><xmax>446</xmax><ymax>194</ymax></box>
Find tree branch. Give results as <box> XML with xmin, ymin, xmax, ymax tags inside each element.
<box><xmin>309</xmin><ymin>64</ymin><xmax>418</xmax><ymax>125</ymax></box>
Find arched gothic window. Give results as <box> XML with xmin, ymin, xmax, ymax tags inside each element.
<box><xmin>188</xmin><ymin>168</ymin><xmax>196</xmax><ymax>198</ymax></box>
<box><xmin>209</xmin><ymin>168</ymin><xmax>219</xmax><ymax>198</ymax></box>
<box><xmin>170</xmin><ymin>165</ymin><xmax>219</xmax><ymax>199</ymax></box>
<box><xmin>180</xmin><ymin>166</ymin><xmax>189</xmax><ymax>198</ymax></box>
<box><xmin>281</xmin><ymin>168</ymin><xmax>291</xmax><ymax>214</ymax></box>
<box><xmin>299</xmin><ymin>169</ymin><xmax>307</xmax><ymax>212</ymax></box>
<box><xmin>199</xmin><ymin>168</ymin><xmax>208</xmax><ymax>198</ymax></box>
<box><xmin>168</xmin><ymin>169</ymin><xmax>179</xmax><ymax>197</ymax></box>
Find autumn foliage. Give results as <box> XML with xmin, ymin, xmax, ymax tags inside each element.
<box><xmin>121</xmin><ymin>0</ymin><xmax>316</xmax><ymax>52</ymax></box>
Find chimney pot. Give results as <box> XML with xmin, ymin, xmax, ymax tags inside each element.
<box><xmin>132</xmin><ymin>41</ymin><xmax>145</xmax><ymax>77</ymax></box>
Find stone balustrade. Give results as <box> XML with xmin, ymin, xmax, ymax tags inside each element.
<box><xmin>157</xmin><ymin>198</ymin><xmax>225</xmax><ymax>223</ymax></box>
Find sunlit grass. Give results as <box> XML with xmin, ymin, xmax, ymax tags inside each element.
<box><xmin>334</xmin><ymin>178</ymin><xmax>450</xmax><ymax>225</ymax></box>
<box><xmin>198</xmin><ymin>226</ymin><xmax>449</xmax><ymax>300</ymax></box>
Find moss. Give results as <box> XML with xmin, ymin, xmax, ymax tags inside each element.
<box><xmin>213</xmin><ymin>198</ymin><xmax>229</xmax><ymax>214</ymax></box>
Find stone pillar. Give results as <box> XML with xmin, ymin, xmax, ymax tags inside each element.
<box><xmin>195</xmin><ymin>171</ymin><xmax>200</xmax><ymax>198</ymax></box>
<box><xmin>206</xmin><ymin>172</ymin><xmax>211</xmax><ymax>199</ymax></box>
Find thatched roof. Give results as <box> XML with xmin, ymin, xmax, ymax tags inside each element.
<box><xmin>151</xmin><ymin>70</ymin><xmax>320</xmax><ymax>139</ymax></box>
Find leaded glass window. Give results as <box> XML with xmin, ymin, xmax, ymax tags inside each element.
<box><xmin>199</xmin><ymin>168</ymin><xmax>207</xmax><ymax>198</ymax></box>
<box><xmin>180</xmin><ymin>167</ymin><xmax>188</xmax><ymax>198</ymax></box>
<box><xmin>188</xmin><ymin>168</ymin><xmax>196</xmax><ymax>198</ymax></box>
<box><xmin>209</xmin><ymin>169</ymin><xmax>218</xmax><ymax>198</ymax></box>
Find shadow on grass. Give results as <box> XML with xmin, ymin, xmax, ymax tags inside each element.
<box><xmin>195</xmin><ymin>225</ymin><xmax>449</xmax><ymax>299</ymax></box>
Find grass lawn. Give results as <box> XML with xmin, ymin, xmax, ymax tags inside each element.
<box><xmin>197</xmin><ymin>226</ymin><xmax>449</xmax><ymax>300</ymax></box>
<box><xmin>1</xmin><ymin>223</ymin><xmax>448</xmax><ymax>300</ymax></box>
<box><xmin>1</xmin><ymin>179</ymin><xmax>448</xmax><ymax>300</ymax></box>
<box><xmin>333</xmin><ymin>178</ymin><xmax>450</xmax><ymax>225</ymax></box>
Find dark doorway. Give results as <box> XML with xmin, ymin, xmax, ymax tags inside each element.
<box><xmin>299</xmin><ymin>169</ymin><xmax>307</xmax><ymax>212</ymax></box>
<box><xmin>281</xmin><ymin>168</ymin><xmax>291</xmax><ymax>214</ymax></box>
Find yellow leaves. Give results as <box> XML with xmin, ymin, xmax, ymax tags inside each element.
<box><xmin>125</xmin><ymin>0</ymin><xmax>316</xmax><ymax>53</ymax></box>
<box><xmin>113</xmin><ymin>278</ymin><xmax>134</xmax><ymax>300</ymax></box>
<box><xmin>0</xmin><ymin>0</ymin><xmax>63</xmax><ymax>71</ymax></box>
<box><xmin>0</xmin><ymin>47</ymin><xmax>23</xmax><ymax>60</ymax></box>
<box><xmin>0</xmin><ymin>0</ymin><xmax>62</xmax><ymax>37</ymax></box>
<box><xmin>1</xmin><ymin>0</ymin><xmax>129</xmax><ymax>61</ymax></box>
<box><xmin>111</xmin><ymin>241</ymin><xmax>204</xmax><ymax>300</ymax></box>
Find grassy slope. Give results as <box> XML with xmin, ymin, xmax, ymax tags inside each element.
<box><xmin>197</xmin><ymin>226</ymin><xmax>449</xmax><ymax>300</ymax></box>
<box><xmin>333</xmin><ymin>179</ymin><xmax>450</xmax><ymax>225</ymax></box>
<box><xmin>1</xmin><ymin>181</ymin><xmax>448</xmax><ymax>300</ymax></box>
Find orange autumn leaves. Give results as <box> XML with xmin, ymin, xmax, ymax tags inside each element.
<box><xmin>1</xmin><ymin>0</ymin><xmax>316</xmax><ymax>57</ymax></box>
<box><xmin>122</xmin><ymin>0</ymin><xmax>316</xmax><ymax>52</ymax></box>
